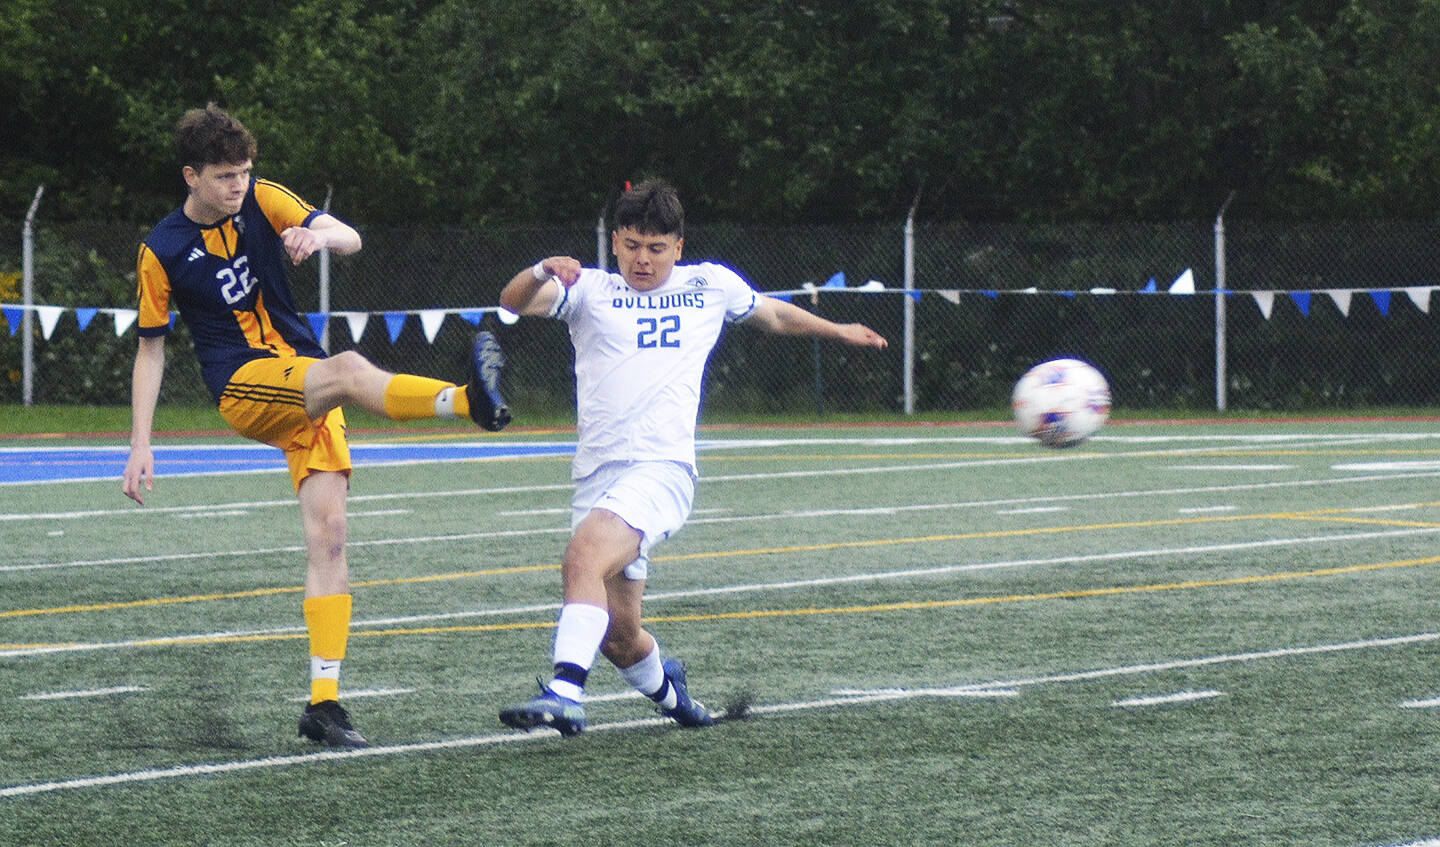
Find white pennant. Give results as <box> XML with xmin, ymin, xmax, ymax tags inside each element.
<box><xmin>344</xmin><ymin>312</ymin><xmax>369</xmax><ymax>342</ymax></box>
<box><xmin>1252</xmin><ymin>291</ymin><xmax>1275</xmax><ymax>320</ymax></box>
<box><xmin>110</xmin><ymin>309</ymin><xmax>138</xmax><ymax>336</ymax></box>
<box><xmin>419</xmin><ymin>310</ymin><xmax>446</xmax><ymax>343</ymax></box>
<box><xmin>1404</xmin><ymin>287</ymin><xmax>1433</xmax><ymax>314</ymax></box>
<box><xmin>1327</xmin><ymin>290</ymin><xmax>1352</xmax><ymax>317</ymax></box>
<box><xmin>1169</xmin><ymin>268</ymin><xmax>1195</xmax><ymax>294</ymax></box>
<box><xmin>937</xmin><ymin>290</ymin><xmax>960</xmax><ymax>304</ymax></box>
<box><xmin>35</xmin><ymin>305</ymin><xmax>63</xmax><ymax>339</ymax></box>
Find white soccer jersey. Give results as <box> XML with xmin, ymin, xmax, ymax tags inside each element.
<box><xmin>550</xmin><ymin>262</ymin><xmax>760</xmax><ymax>479</ymax></box>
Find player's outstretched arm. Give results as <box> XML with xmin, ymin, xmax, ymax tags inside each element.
<box><xmin>122</xmin><ymin>336</ymin><xmax>166</xmax><ymax>504</ymax></box>
<box><xmin>747</xmin><ymin>295</ymin><xmax>888</xmax><ymax>349</ymax></box>
<box><xmin>499</xmin><ymin>256</ymin><xmax>583</xmax><ymax>316</ymax></box>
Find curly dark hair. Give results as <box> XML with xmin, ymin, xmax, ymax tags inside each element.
<box><xmin>175</xmin><ymin>103</ymin><xmax>256</xmax><ymax>171</ymax></box>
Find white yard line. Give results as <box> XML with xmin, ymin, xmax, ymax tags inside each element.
<box><xmin>6</xmin><ymin>524</ymin><xmax>1440</xmax><ymax>659</ymax></box>
<box><xmin>18</xmin><ymin>686</ymin><xmax>147</xmax><ymax>701</ymax></box>
<box><xmin>1398</xmin><ymin>696</ymin><xmax>1440</xmax><ymax>709</ymax></box>
<box><xmin>1163</xmin><ymin>464</ymin><xmax>1292</xmax><ymax>471</ymax></box>
<box><xmin>1110</xmin><ymin>690</ymin><xmax>1223</xmax><ymax>708</ymax></box>
<box><xmin>10</xmin><ymin>467</ymin><xmax>1440</xmax><ymax>575</ymax></box>
<box><xmin>4</xmin><ymin>429</ymin><xmax>1435</xmax><ymax>519</ymax></box>
<box><xmin>834</xmin><ymin>632</ymin><xmax>1440</xmax><ymax>697</ymax></box>
<box><xmin>3</xmin><ymin>628</ymin><xmax>1435</xmax><ymax>798</ymax></box>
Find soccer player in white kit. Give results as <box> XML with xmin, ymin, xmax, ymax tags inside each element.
<box><xmin>496</xmin><ymin>179</ymin><xmax>888</xmax><ymax>735</ymax></box>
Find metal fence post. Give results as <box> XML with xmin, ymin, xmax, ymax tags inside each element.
<box><xmin>596</xmin><ymin>211</ymin><xmax>607</xmax><ymax>271</ymax></box>
<box><xmin>902</xmin><ymin>198</ymin><xmax>918</xmax><ymax>415</ymax></box>
<box><xmin>1214</xmin><ymin>191</ymin><xmax>1234</xmax><ymax>411</ymax></box>
<box><xmin>21</xmin><ymin>185</ymin><xmax>43</xmax><ymax>407</ymax></box>
<box><xmin>319</xmin><ymin>185</ymin><xmax>332</xmax><ymax>353</ymax></box>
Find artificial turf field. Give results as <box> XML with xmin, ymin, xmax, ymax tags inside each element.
<box><xmin>2</xmin><ymin>418</ymin><xmax>1439</xmax><ymax>846</ymax></box>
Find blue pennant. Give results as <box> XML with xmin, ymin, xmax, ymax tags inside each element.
<box><xmin>1370</xmin><ymin>290</ymin><xmax>1391</xmax><ymax>316</ymax></box>
<box><xmin>74</xmin><ymin>307</ymin><xmax>97</xmax><ymax>331</ymax></box>
<box><xmin>384</xmin><ymin>312</ymin><xmax>407</xmax><ymax>342</ymax></box>
<box><xmin>307</xmin><ymin>312</ymin><xmax>328</xmax><ymax>340</ymax></box>
<box><xmin>1288</xmin><ymin>292</ymin><xmax>1311</xmax><ymax>316</ymax></box>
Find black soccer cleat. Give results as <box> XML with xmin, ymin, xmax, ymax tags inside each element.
<box><xmin>466</xmin><ymin>331</ymin><xmax>511</xmax><ymax>432</ymax></box>
<box><xmin>499</xmin><ymin>681</ymin><xmax>587</xmax><ymax>737</ymax></box>
<box><xmin>658</xmin><ymin>658</ymin><xmax>715</xmax><ymax>728</ymax></box>
<box><xmin>298</xmin><ymin>699</ymin><xmax>368</xmax><ymax>748</ymax></box>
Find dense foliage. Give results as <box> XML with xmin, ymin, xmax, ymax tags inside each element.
<box><xmin>4</xmin><ymin>0</ymin><xmax>1440</xmax><ymax>226</ymax></box>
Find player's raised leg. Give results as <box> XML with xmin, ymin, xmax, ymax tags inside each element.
<box><xmin>301</xmin><ymin>331</ymin><xmax>510</xmax><ymax>431</ymax></box>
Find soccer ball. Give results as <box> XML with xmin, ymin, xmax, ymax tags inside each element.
<box><xmin>1011</xmin><ymin>359</ymin><xmax>1111</xmax><ymax>448</ymax></box>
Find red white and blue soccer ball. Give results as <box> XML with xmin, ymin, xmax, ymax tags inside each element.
<box><xmin>1011</xmin><ymin>358</ymin><xmax>1112</xmax><ymax>448</ymax></box>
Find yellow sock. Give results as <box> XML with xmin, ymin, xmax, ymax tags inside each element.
<box><xmin>382</xmin><ymin>374</ymin><xmax>463</xmax><ymax>420</ymax></box>
<box><xmin>304</xmin><ymin>593</ymin><xmax>352</xmax><ymax>705</ymax></box>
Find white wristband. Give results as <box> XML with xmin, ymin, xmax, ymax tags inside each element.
<box><xmin>532</xmin><ymin>261</ymin><xmax>553</xmax><ymax>282</ymax></box>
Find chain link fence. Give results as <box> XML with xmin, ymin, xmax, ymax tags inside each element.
<box><xmin>5</xmin><ymin>213</ymin><xmax>1440</xmax><ymax>416</ymax></box>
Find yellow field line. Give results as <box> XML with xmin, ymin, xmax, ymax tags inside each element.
<box><xmin>7</xmin><ymin>505</ymin><xmax>1440</xmax><ymax>620</ymax></box>
<box><xmin>0</xmin><ymin>564</ymin><xmax>559</xmax><ymax>619</ymax></box>
<box><xmin>6</xmin><ymin>552</ymin><xmax>1438</xmax><ymax>651</ymax></box>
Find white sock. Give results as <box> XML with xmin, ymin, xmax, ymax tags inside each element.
<box><xmin>620</xmin><ymin>642</ymin><xmax>677</xmax><ymax>709</ymax></box>
<box><xmin>433</xmin><ymin>386</ymin><xmax>458</xmax><ymax>418</ymax></box>
<box><xmin>548</xmin><ymin>603</ymin><xmax>609</xmax><ymax>700</ymax></box>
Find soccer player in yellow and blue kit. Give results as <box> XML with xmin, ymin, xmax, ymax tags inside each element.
<box><xmin>122</xmin><ymin>103</ymin><xmax>510</xmax><ymax>748</ymax></box>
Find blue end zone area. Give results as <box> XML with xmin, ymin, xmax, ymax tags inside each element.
<box><xmin>0</xmin><ymin>441</ymin><xmax>577</xmax><ymax>485</ymax></box>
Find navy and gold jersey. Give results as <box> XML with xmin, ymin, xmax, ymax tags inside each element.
<box><xmin>136</xmin><ymin>179</ymin><xmax>326</xmax><ymax>403</ymax></box>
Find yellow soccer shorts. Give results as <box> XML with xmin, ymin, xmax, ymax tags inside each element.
<box><xmin>218</xmin><ymin>356</ymin><xmax>352</xmax><ymax>492</ymax></box>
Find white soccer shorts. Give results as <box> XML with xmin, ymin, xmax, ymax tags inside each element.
<box><xmin>571</xmin><ymin>460</ymin><xmax>696</xmax><ymax>581</ymax></box>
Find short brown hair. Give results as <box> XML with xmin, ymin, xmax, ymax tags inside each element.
<box><xmin>614</xmin><ymin>178</ymin><xmax>684</xmax><ymax>237</ymax></box>
<box><xmin>176</xmin><ymin>103</ymin><xmax>256</xmax><ymax>171</ymax></box>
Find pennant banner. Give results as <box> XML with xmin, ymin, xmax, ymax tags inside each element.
<box><xmin>307</xmin><ymin>313</ymin><xmax>328</xmax><ymax>342</ymax></box>
<box><xmin>383</xmin><ymin>312</ymin><xmax>407</xmax><ymax>343</ymax></box>
<box><xmin>5</xmin><ymin>284</ymin><xmax>1440</xmax><ymax>351</ymax></box>
<box><xmin>343</xmin><ymin>312</ymin><xmax>369</xmax><ymax>343</ymax></box>
<box><xmin>35</xmin><ymin>305</ymin><xmax>62</xmax><ymax>339</ymax></box>
<box><xmin>109</xmin><ymin>309</ymin><xmax>137</xmax><ymax>336</ymax></box>
<box><xmin>1169</xmin><ymin>268</ymin><xmax>1195</xmax><ymax>294</ymax></box>
<box><xmin>419</xmin><ymin>310</ymin><xmax>446</xmax><ymax>343</ymax></box>
<box><xmin>1253</xmin><ymin>291</ymin><xmax>1275</xmax><ymax>320</ymax></box>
